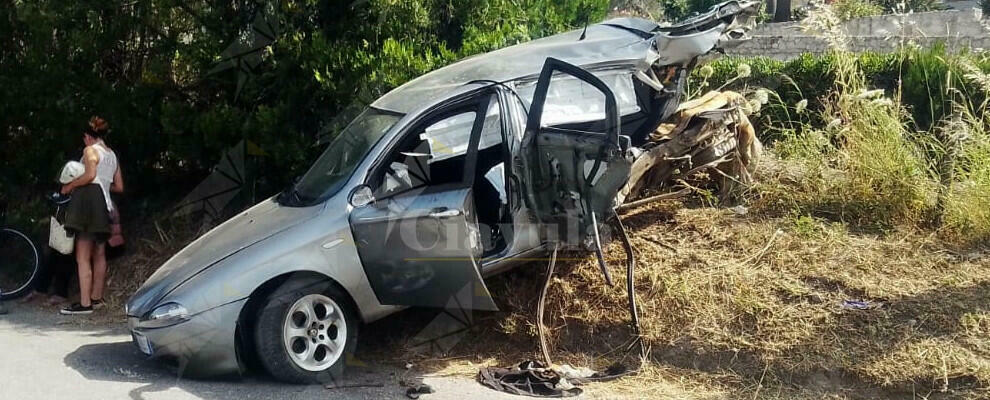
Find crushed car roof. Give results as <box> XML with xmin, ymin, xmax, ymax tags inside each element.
<box><xmin>371</xmin><ymin>18</ymin><xmax>660</xmax><ymax>113</ymax></box>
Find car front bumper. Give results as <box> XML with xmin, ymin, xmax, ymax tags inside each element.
<box><xmin>128</xmin><ymin>298</ymin><xmax>248</xmax><ymax>378</ymax></box>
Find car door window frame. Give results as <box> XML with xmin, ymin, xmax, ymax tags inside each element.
<box><xmin>495</xmin><ymin>87</ymin><xmax>526</xmax><ymax>211</ymax></box>
<box><xmin>517</xmin><ymin>57</ymin><xmax>632</xmax><ymax>251</ymax></box>
<box><xmin>525</xmin><ymin>58</ymin><xmax>621</xmax><ymax>148</ymax></box>
<box><xmin>367</xmin><ymin>91</ymin><xmax>495</xmax><ymax>201</ymax></box>
<box><xmin>522</xmin><ymin>58</ymin><xmax>622</xmax><ymax>203</ymax></box>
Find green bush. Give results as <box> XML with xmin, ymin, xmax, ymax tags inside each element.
<box><xmin>832</xmin><ymin>0</ymin><xmax>884</xmax><ymax>21</ymax></box>
<box><xmin>874</xmin><ymin>0</ymin><xmax>943</xmax><ymax>12</ymax></box>
<box><xmin>937</xmin><ymin>62</ymin><xmax>990</xmax><ymax>243</ymax></box>
<box><xmin>0</xmin><ymin>0</ymin><xmax>607</xmax><ymax>225</ymax></box>
<box><xmin>659</xmin><ymin>0</ymin><xmax>724</xmax><ymax>21</ymax></box>
<box><xmin>941</xmin><ymin>110</ymin><xmax>990</xmax><ymax>243</ymax></box>
<box><xmin>700</xmin><ymin>46</ymin><xmax>990</xmax><ymax>137</ymax></box>
<box><xmin>705</xmin><ymin>43</ymin><xmax>990</xmax><ymax>237</ymax></box>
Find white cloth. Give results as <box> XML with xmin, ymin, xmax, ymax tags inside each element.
<box><xmin>58</xmin><ymin>161</ymin><xmax>85</xmax><ymax>184</ymax></box>
<box><xmin>82</xmin><ymin>142</ymin><xmax>118</xmax><ymax>212</ymax></box>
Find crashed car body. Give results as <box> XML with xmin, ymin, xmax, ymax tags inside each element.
<box><xmin>126</xmin><ymin>1</ymin><xmax>758</xmax><ymax>383</ymax></box>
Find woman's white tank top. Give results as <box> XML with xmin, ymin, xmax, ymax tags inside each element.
<box><xmin>84</xmin><ymin>142</ymin><xmax>118</xmax><ymax>212</ymax></box>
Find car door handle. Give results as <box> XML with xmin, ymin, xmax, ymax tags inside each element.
<box><xmin>429</xmin><ymin>208</ymin><xmax>462</xmax><ymax>218</ymax></box>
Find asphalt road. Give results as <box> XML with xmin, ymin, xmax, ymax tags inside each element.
<box><xmin>0</xmin><ymin>301</ymin><xmax>518</xmax><ymax>400</ymax></box>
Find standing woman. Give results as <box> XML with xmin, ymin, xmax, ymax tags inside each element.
<box><xmin>59</xmin><ymin>116</ymin><xmax>124</xmax><ymax>315</ymax></box>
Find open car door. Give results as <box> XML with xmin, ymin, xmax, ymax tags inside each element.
<box><xmin>519</xmin><ymin>58</ymin><xmax>633</xmax><ymax>247</ymax></box>
<box><xmin>349</xmin><ymin>95</ymin><xmax>498</xmax><ymax>311</ymax></box>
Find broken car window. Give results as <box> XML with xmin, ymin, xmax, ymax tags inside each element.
<box><xmin>514</xmin><ymin>69</ymin><xmax>640</xmax><ymax>127</ymax></box>
<box><xmin>376</xmin><ymin>109</ymin><xmax>481</xmax><ymax>198</ymax></box>
<box><xmin>381</xmin><ymin>141</ymin><xmax>434</xmax><ymax>196</ymax></box>
<box><xmin>422</xmin><ymin>100</ymin><xmax>501</xmax><ymax>162</ymax></box>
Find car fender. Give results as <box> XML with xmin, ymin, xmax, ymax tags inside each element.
<box><xmin>160</xmin><ymin>197</ymin><xmax>400</xmax><ymax>325</ymax></box>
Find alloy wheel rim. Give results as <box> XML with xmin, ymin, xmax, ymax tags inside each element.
<box><xmin>282</xmin><ymin>294</ymin><xmax>347</xmax><ymax>372</ymax></box>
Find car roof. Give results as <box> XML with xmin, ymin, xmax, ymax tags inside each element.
<box><xmin>371</xmin><ymin>18</ymin><xmax>659</xmax><ymax>114</ymax></box>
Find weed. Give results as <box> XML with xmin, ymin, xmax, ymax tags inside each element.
<box><xmin>730</xmin><ymin>6</ymin><xmax>990</xmax><ymax>235</ymax></box>
<box><xmin>792</xmin><ymin>215</ymin><xmax>819</xmax><ymax>237</ymax></box>
<box><xmin>832</xmin><ymin>0</ymin><xmax>883</xmax><ymax>21</ymax></box>
<box><xmin>938</xmin><ymin>65</ymin><xmax>990</xmax><ymax>243</ymax></box>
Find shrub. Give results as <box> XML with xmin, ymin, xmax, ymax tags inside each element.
<box><xmin>706</xmin><ymin>7</ymin><xmax>990</xmax><ymax>238</ymax></box>
<box><xmin>832</xmin><ymin>0</ymin><xmax>884</xmax><ymax>21</ymax></box>
<box><xmin>826</xmin><ymin>91</ymin><xmax>936</xmax><ymax>225</ymax></box>
<box><xmin>940</xmin><ymin>111</ymin><xmax>990</xmax><ymax>243</ymax></box>
<box><xmin>701</xmin><ymin>47</ymin><xmax>990</xmax><ymax>136</ymax></box>
<box><xmin>897</xmin><ymin>45</ymin><xmax>989</xmax><ymax>130</ymax></box>
<box><xmin>733</xmin><ymin>7</ymin><xmax>939</xmax><ymax>229</ymax></box>
<box><xmin>874</xmin><ymin>0</ymin><xmax>943</xmax><ymax>13</ymax></box>
<box><xmin>0</xmin><ymin>0</ymin><xmax>608</xmax><ymax>225</ymax></box>
<box><xmin>658</xmin><ymin>0</ymin><xmax>724</xmax><ymax>21</ymax></box>
<box><xmin>939</xmin><ymin>63</ymin><xmax>990</xmax><ymax>243</ymax></box>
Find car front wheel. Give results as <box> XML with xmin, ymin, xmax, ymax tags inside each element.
<box><xmin>253</xmin><ymin>277</ymin><xmax>358</xmax><ymax>384</ymax></box>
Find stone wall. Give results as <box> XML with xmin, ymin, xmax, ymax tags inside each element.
<box><xmin>727</xmin><ymin>10</ymin><xmax>990</xmax><ymax>59</ymax></box>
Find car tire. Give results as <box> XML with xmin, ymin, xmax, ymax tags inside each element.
<box><xmin>253</xmin><ymin>276</ymin><xmax>359</xmax><ymax>384</ymax></box>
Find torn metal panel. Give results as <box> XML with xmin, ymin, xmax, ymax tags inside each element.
<box><xmin>519</xmin><ymin>58</ymin><xmax>633</xmax><ymax>247</ymax></box>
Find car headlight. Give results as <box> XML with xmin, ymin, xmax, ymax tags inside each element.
<box><xmin>140</xmin><ymin>303</ymin><xmax>190</xmax><ymax>328</ymax></box>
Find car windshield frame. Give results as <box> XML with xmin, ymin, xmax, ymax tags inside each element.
<box><xmin>283</xmin><ymin>107</ymin><xmax>403</xmax><ymax>207</ymax></box>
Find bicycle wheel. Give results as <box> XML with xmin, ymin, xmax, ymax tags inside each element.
<box><xmin>0</xmin><ymin>228</ymin><xmax>39</xmax><ymax>300</ymax></box>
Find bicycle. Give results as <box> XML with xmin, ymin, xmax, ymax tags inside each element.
<box><xmin>0</xmin><ymin>193</ymin><xmax>66</xmax><ymax>301</ymax></box>
<box><xmin>0</xmin><ymin>226</ymin><xmax>39</xmax><ymax>301</ymax></box>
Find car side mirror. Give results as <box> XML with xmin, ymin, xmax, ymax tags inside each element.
<box><xmin>349</xmin><ymin>185</ymin><xmax>375</xmax><ymax>208</ymax></box>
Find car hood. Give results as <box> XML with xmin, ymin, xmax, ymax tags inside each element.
<box><xmin>127</xmin><ymin>198</ymin><xmax>321</xmax><ymax>316</ymax></box>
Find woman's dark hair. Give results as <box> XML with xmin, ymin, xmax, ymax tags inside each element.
<box><xmin>87</xmin><ymin>116</ymin><xmax>109</xmax><ymax>138</ymax></box>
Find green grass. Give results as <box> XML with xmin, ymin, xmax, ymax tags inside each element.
<box><xmin>707</xmin><ymin>7</ymin><xmax>990</xmax><ymax>242</ymax></box>
<box><xmin>832</xmin><ymin>0</ymin><xmax>884</xmax><ymax>21</ymax></box>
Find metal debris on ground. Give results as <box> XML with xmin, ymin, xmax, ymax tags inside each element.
<box><xmin>477</xmin><ymin>361</ymin><xmax>583</xmax><ymax>397</ymax></box>
<box><xmin>730</xmin><ymin>205</ymin><xmax>749</xmax><ymax>215</ymax></box>
<box><xmin>477</xmin><ymin>361</ymin><xmax>635</xmax><ymax>398</ymax></box>
<box><xmin>840</xmin><ymin>300</ymin><xmax>885</xmax><ymax>310</ymax></box>
<box><xmin>481</xmin><ymin>211</ymin><xmax>644</xmax><ymax>397</ymax></box>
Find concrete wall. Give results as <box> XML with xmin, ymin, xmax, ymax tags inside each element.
<box><xmin>727</xmin><ymin>10</ymin><xmax>990</xmax><ymax>60</ymax></box>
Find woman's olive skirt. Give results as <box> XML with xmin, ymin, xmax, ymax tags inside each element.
<box><xmin>65</xmin><ymin>184</ymin><xmax>111</xmax><ymax>243</ymax></box>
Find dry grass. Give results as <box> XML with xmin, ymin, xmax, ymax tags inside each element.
<box><xmin>98</xmin><ymin>163</ymin><xmax>990</xmax><ymax>399</ymax></box>
<box><xmin>102</xmin><ymin>216</ymin><xmax>214</xmax><ymax>314</ymax></box>
<box><xmin>365</xmin><ymin>186</ymin><xmax>990</xmax><ymax>399</ymax></box>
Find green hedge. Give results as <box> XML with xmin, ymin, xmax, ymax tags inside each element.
<box><xmin>0</xmin><ymin>0</ymin><xmax>607</xmax><ymax>231</ymax></box>
<box><xmin>698</xmin><ymin>46</ymin><xmax>990</xmax><ymax>140</ymax></box>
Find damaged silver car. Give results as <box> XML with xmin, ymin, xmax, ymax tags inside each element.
<box><xmin>125</xmin><ymin>0</ymin><xmax>760</xmax><ymax>383</ymax></box>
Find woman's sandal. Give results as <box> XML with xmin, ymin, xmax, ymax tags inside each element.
<box><xmin>91</xmin><ymin>298</ymin><xmax>105</xmax><ymax>309</ymax></box>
